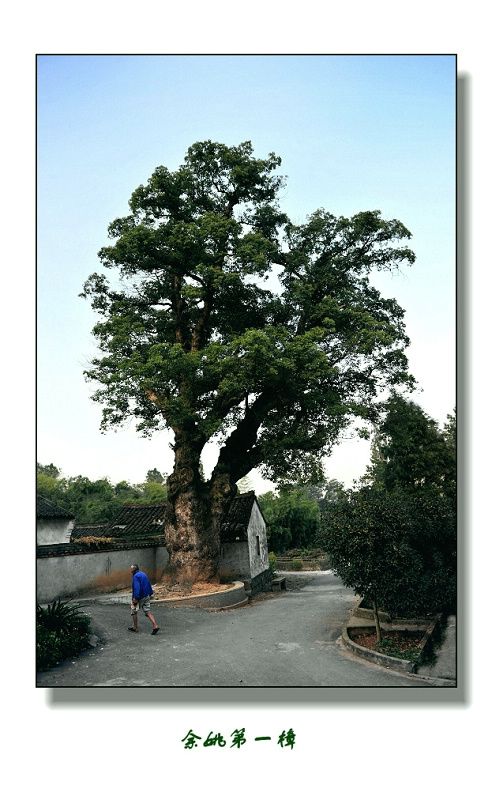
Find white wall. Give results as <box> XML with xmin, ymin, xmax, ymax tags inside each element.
<box><xmin>220</xmin><ymin>541</ymin><xmax>251</xmax><ymax>578</ymax></box>
<box><xmin>37</xmin><ymin>518</ymin><xmax>74</xmax><ymax>546</ymax></box>
<box><xmin>247</xmin><ymin>500</ymin><xmax>269</xmax><ymax>579</ymax></box>
<box><xmin>219</xmin><ymin>500</ymin><xmax>269</xmax><ymax>581</ymax></box>
<box><xmin>37</xmin><ymin>544</ymin><xmax>169</xmax><ymax>603</ymax></box>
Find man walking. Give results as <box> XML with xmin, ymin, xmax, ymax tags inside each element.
<box><xmin>128</xmin><ymin>564</ymin><xmax>160</xmax><ymax>634</ymax></box>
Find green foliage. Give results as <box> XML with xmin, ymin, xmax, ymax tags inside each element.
<box><xmin>81</xmin><ymin>139</ymin><xmax>416</xmax><ymax>491</ymax></box>
<box><xmin>146</xmin><ymin>468</ymin><xmax>166</xmax><ymax>484</ymax></box>
<box><xmin>258</xmin><ymin>486</ymin><xmax>321</xmax><ymax>553</ymax></box>
<box><xmin>37</xmin><ymin>464</ymin><xmax>168</xmax><ymax>524</ymax></box>
<box><xmin>268</xmin><ymin>552</ymin><xmax>277</xmax><ymax>577</ymax></box>
<box><xmin>133</xmin><ymin>481</ymin><xmax>168</xmax><ymax>504</ymax></box>
<box><xmin>36</xmin><ymin>600</ymin><xmax>92</xmax><ymax>671</ymax></box>
<box><xmin>290</xmin><ymin>558</ymin><xmax>303</xmax><ymax>571</ymax></box>
<box><xmin>333</xmin><ymin>399</ymin><xmax>457</xmax><ymax>620</ymax></box>
<box><xmin>375</xmin><ymin>635</ymin><xmax>423</xmax><ymax>664</ymax></box>
<box><xmin>361</xmin><ymin>395</ymin><xmax>456</xmax><ymax>498</ymax></box>
<box><xmin>317</xmin><ymin>487</ymin><xmax>456</xmax><ymax>617</ymax></box>
<box><xmin>37</xmin><ymin>462</ymin><xmax>60</xmax><ymax>478</ymax></box>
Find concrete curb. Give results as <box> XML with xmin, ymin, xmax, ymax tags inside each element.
<box><xmin>342</xmin><ymin>626</ymin><xmax>417</xmax><ymax>673</ymax></box>
<box><xmin>76</xmin><ymin>581</ymin><xmax>249</xmax><ymax>610</ymax></box>
<box><xmin>151</xmin><ymin>581</ymin><xmax>248</xmax><ymax>610</ymax></box>
<box><xmin>342</xmin><ymin>614</ymin><xmax>445</xmax><ymax>676</ymax></box>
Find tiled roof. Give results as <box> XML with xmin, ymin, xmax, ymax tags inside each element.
<box><xmin>104</xmin><ymin>502</ymin><xmax>167</xmax><ymax>537</ymax></box>
<box><xmin>221</xmin><ymin>492</ymin><xmax>258</xmax><ymax>541</ymax></box>
<box><xmin>43</xmin><ymin>493</ymin><xmax>261</xmax><ymax>542</ymax></box>
<box><xmin>37</xmin><ymin>495</ymin><xmax>75</xmax><ymax>520</ymax></box>
<box><xmin>71</xmin><ymin>524</ymin><xmax>107</xmax><ymax>540</ymax></box>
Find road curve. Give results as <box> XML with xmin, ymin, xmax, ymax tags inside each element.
<box><xmin>37</xmin><ymin>571</ymin><xmax>436</xmax><ymax>688</ymax></box>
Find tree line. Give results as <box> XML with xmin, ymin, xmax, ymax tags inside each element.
<box><xmin>37</xmin><ymin>465</ymin><xmax>168</xmax><ymax>524</ymax></box>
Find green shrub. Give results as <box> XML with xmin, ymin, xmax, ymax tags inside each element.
<box><xmin>290</xmin><ymin>557</ymin><xmax>303</xmax><ymax>571</ymax></box>
<box><xmin>37</xmin><ymin>599</ymin><xmax>92</xmax><ymax>671</ymax></box>
<box><xmin>268</xmin><ymin>552</ymin><xmax>277</xmax><ymax>577</ymax></box>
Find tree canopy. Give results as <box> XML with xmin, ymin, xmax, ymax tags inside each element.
<box><xmin>361</xmin><ymin>394</ymin><xmax>456</xmax><ymax>497</ymax></box>
<box><xmin>317</xmin><ymin>486</ymin><xmax>456</xmax><ymax>621</ymax></box>
<box><xmin>80</xmin><ymin>140</ymin><xmax>417</xmax><ymax>584</ymax></box>
<box><xmin>318</xmin><ymin>399</ymin><xmax>457</xmax><ymax>623</ymax></box>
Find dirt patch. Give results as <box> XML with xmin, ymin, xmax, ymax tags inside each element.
<box><xmin>351</xmin><ymin>630</ymin><xmax>426</xmax><ymax>662</ymax></box>
<box><xmin>151</xmin><ymin>580</ymin><xmax>233</xmax><ymax>600</ymax></box>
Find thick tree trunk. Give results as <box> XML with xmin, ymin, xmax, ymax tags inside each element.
<box><xmin>163</xmin><ymin>439</ymin><xmax>237</xmax><ymax>591</ymax></box>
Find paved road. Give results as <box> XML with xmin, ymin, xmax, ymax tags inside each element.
<box><xmin>37</xmin><ymin>572</ymin><xmax>438</xmax><ymax>688</ymax></box>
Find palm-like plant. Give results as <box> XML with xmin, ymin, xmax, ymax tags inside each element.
<box><xmin>37</xmin><ymin>599</ymin><xmax>92</xmax><ymax>671</ymax></box>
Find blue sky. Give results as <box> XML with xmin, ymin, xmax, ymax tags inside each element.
<box><xmin>37</xmin><ymin>54</ymin><xmax>456</xmax><ymax>490</ymax></box>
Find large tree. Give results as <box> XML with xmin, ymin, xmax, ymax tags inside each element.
<box><xmin>81</xmin><ymin>140</ymin><xmax>416</xmax><ymax>588</ymax></box>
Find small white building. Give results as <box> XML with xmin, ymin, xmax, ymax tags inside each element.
<box><xmin>37</xmin><ymin>495</ymin><xmax>75</xmax><ymax>545</ymax></box>
<box><xmin>220</xmin><ymin>492</ymin><xmax>271</xmax><ymax>593</ymax></box>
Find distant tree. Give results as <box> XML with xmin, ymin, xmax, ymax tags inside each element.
<box><xmin>361</xmin><ymin>394</ymin><xmax>456</xmax><ymax>498</ymax></box>
<box><xmin>145</xmin><ymin>468</ymin><xmax>166</xmax><ymax>484</ymax></box>
<box><xmin>37</xmin><ymin>471</ymin><xmax>68</xmax><ymax>508</ymax></box>
<box><xmin>81</xmin><ymin>139</ymin><xmax>416</xmax><ymax>587</ymax></box>
<box><xmin>37</xmin><ymin>462</ymin><xmax>61</xmax><ymax>478</ymax></box>
<box><xmin>442</xmin><ymin>408</ymin><xmax>457</xmax><ymax>498</ymax></box>
<box><xmin>318</xmin><ymin>479</ymin><xmax>345</xmax><ymax>512</ymax></box>
<box><xmin>114</xmin><ymin>480</ymin><xmax>141</xmax><ymax>501</ymax></box>
<box><xmin>443</xmin><ymin>408</ymin><xmax>456</xmax><ymax>448</ymax></box>
<box><xmin>135</xmin><ymin>481</ymin><xmax>168</xmax><ymax>504</ymax></box>
<box><xmin>61</xmin><ymin>476</ymin><xmax>121</xmax><ymax>524</ymax></box>
<box><xmin>359</xmin><ymin>428</ymin><xmax>386</xmax><ymax>491</ymax></box>
<box><xmin>237</xmin><ymin>475</ymin><xmax>255</xmax><ymax>494</ymax></box>
<box><xmin>257</xmin><ymin>491</ymin><xmax>292</xmax><ymax>553</ymax></box>
<box><xmin>259</xmin><ymin>486</ymin><xmax>320</xmax><ymax>553</ymax></box>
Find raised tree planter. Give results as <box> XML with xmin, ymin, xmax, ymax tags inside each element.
<box><xmin>342</xmin><ymin>616</ymin><xmax>442</xmax><ymax>674</ymax></box>
<box><xmin>82</xmin><ymin>581</ymin><xmax>250</xmax><ymax>610</ymax></box>
<box><xmin>152</xmin><ymin>581</ymin><xmax>249</xmax><ymax>610</ymax></box>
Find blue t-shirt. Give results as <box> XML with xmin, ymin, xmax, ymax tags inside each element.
<box><xmin>132</xmin><ymin>570</ymin><xmax>154</xmax><ymax>600</ymax></box>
